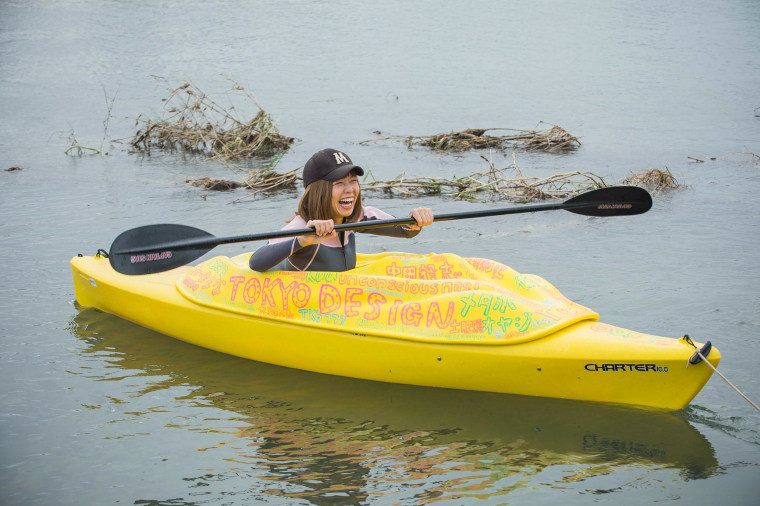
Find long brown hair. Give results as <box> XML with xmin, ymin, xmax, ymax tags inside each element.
<box><xmin>297</xmin><ymin>176</ymin><xmax>363</xmax><ymax>223</ymax></box>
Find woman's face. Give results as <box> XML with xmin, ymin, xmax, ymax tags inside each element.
<box><xmin>330</xmin><ymin>172</ymin><xmax>360</xmax><ymax>223</ymax></box>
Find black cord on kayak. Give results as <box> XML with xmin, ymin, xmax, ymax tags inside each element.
<box><xmin>95</xmin><ymin>248</ymin><xmax>109</xmax><ymax>258</ymax></box>
<box><xmin>683</xmin><ymin>334</ymin><xmax>760</xmax><ymax>413</ymax></box>
<box><xmin>684</xmin><ymin>335</ymin><xmax>712</xmax><ymax>365</ymax></box>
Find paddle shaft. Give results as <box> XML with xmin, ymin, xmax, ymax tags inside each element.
<box><xmin>116</xmin><ymin>200</ymin><xmax>593</xmax><ymax>255</ymax></box>
<box><xmin>108</xmin><ymin>185</ymin><xmax>652</xmax><ymax>274</ymax></box>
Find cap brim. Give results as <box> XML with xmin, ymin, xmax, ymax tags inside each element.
<box><xmin>324</xmin><ymin>165</ymin><xmax>364</xmax><ymax>181</ymax></box>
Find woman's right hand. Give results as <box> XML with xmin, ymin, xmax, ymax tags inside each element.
<box><xmin>297</xmin><ymin>219</ymin><xmax>337</xmax><ymax>247</ymax></box>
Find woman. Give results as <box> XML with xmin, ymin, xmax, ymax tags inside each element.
<box><xmin>249</xmin><ymin>148</ymin><xmax>434</xmax><ymax>272</ymax></box>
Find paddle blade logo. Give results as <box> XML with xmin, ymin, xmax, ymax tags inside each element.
<box><xmin>596</xmin><ymin>203</ymin><xmax>633</xmax><ymax>210</ymax></box>
<box><xmin>131</xmin><ymin>250</ymin><xmax>173</xmax><ymax>264</ymax></box>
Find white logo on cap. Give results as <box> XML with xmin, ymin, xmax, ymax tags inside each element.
<box><xmin>333</xmin><ymin>152</ymin><xmax>350</xmax><ymax>164</ymax></box>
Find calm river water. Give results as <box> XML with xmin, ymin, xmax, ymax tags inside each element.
<box><xmin>1</xmin><ymin>0</ymin><xmax>759</xmax><ymax>504</ymax></box>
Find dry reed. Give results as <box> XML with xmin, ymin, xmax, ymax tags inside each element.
<box><xmin>621</xmin><ymin>167</ymin><xmax>685</xmax><ymax>192</ymax></box>
<box><xmin>363</xmin><ymin>123</ymin><xmax>580</xmax><ymax>153</ymax></box>
<box><xmin>195</xmin><ymin>159</ymin><xmax>689</xmax><ymax>204</ymax></box>
<box><xmin>188</xmin><ymin>167</ymin><xmax>300</xmax><ymax>195</ymax></box>
<box><xmin>131</xmin><ymin>80</ymin><xmax>293</xmax><ymax>160</ymax></box>
<box><xmin>361</xmin><ymin>155</ymin><xmax>606</xmax><ymax>201</ymax></box>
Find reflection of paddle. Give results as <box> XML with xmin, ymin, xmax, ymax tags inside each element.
<box><xmin>109</xmin><ymin>185</ymin><xmax>652</xmax><ymax>275</ymax></box>
<box><xmin>69</xmin><ymin>305</ymin><xmax>716</xmax><ymax>478</ymax></box>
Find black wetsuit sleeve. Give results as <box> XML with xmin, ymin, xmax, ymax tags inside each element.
<box><xmin>249</xmin><ymin>238</ymin><xmax>301</xmax><ymax>271</ymax></box>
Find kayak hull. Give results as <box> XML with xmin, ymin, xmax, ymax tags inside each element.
<box><xmin>70</xmin><ymin>253</ymin><xmax>719</xmax><ymax>410</ymax></box>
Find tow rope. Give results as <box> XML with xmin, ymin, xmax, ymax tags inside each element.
<box><xmin>683</xmin><ymin>335</ymin><xmax>760</xmax><ymax>413</ymax></box>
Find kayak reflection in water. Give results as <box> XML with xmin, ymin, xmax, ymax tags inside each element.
<box><xmin>249</xmin><ymin>148</ymin><xmax>434</xmax><ymax>272</ymax></box>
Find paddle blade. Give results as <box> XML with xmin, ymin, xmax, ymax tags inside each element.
<box><xmin>109</xmin><ymin>224</ymin><xmax>215</xmax><ymax>275</ymax></box>
<box><xmin>564</xmin><ymin>186</ymin><xmax>652</xmax><ymax>217</ymax></box>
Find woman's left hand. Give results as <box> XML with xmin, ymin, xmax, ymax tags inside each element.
<box><xmin>405</xmin><ymin>207</ymin><xmax>434</xmax><ymax>231</ymax></box>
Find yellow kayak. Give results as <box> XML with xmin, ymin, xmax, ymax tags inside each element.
<box><xmin>70</xmin><ymin>250</ymin><xmax>719</xmax><ymax>410</ymax></box>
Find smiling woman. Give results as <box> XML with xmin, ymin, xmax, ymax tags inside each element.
<box><xmin>248</xmin><ymin>148</ymin><xmax>434</xmax><ymax>272</ymax></box>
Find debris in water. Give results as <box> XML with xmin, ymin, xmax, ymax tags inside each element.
<box><xmin>362</xmin><ymin>123</ymin><xmax>581</xmax><ymax>153</ymax></box>
<box><xmin>361</xmin><ymin>154</ymin><xmax>606</xmax><ymax>201</ymax></box>
<box><xmin>622</xmin><ymin>167</ymin><xmax>685</xmax><ymax>192</ymax></box>
<box><xmin>132</xmin><ymin>79</ymin><xmax>294</xmax><ymax>160</ymax></box>
<box><xmin>188</xmin><ymin>167</ymin><xmax>299</xmax><ymax>195</ymax></box>
<box><xmin>187</xmin><ymin>177</ymin><xmax>245</xmax><ymax>191</ymax></box>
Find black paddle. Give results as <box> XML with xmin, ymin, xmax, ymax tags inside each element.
<box><xmin>109</xmin><ymin>185</ymin><xmax>652</xmax><ymax>275</ymax></box>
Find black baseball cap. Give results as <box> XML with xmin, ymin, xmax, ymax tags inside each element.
<box><xmin>302</xmin><ymin>148</ymin><xmax>364</xmax><ymax>188</ymax></box>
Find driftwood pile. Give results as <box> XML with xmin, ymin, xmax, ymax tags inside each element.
<box><xmin>131</xmin><ymin>80</ymin><xmax>293</xmax><ymax>160</ymax></box>
<box><xmin>198</xmin><ymin>164</ymin><xmax>687</xmax><ymax>203</ymax></box>
<box><xmin>361</xmin><ymin>156</ymin><xmax>606</xmax><ymax>201</ymax></box>
<box><xmin>363</xmin><ymin>124</ymin><xmax>580</xmax><ymax>153</ymax></box>
<box><xmin>622</xmin><ymin>168</ymin><xmax>684</xmax><ymax>192</ymax></box>
<box><xmin>188</xmin><ymin>167</ymin><xmax>300</xmax><ymax>195</ymax></box>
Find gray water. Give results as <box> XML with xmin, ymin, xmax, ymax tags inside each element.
<box><xmin>2</xmin><ymin>0</ymin><xmax>759</xmax><ymax>504</ymax></box>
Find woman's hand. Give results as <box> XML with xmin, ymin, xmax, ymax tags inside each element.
<box><xmin>298</xmin><ymin>219</ymin><xmax>337</xmax><ymax>246</ymax></box>
<box><xmin>404</xmin><ymin>207</ymin><xmax>434</xmax><ymax>231</ymax></box>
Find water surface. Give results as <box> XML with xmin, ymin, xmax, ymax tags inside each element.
<box><xmin>1</xmin><ymin>0</ymin><xmax>759</xmax><ymax>504</ymax></box>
